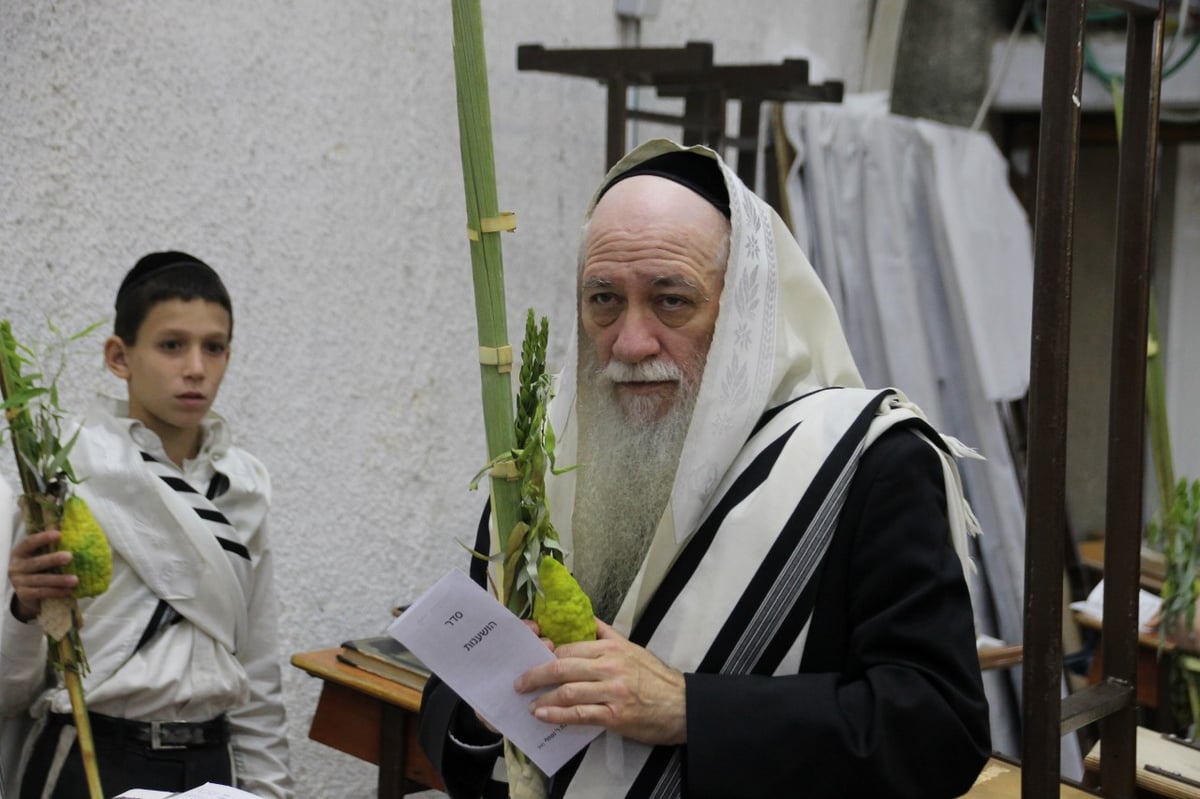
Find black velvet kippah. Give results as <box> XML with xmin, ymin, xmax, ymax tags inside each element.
<box><xmin>598</xmin><ymin>151</ymin><xmax>731</xmax><ymax>219</ymax></box>
<box><xmin>116</xmin><ymin>251</ymin><xmax>216</xmax><ymax>306</ymax></box>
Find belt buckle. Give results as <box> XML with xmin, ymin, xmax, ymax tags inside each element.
<box><xmin>150</xmin><ymin>721</ymin><xmax>187</xmax><ymax>751</ymax></box>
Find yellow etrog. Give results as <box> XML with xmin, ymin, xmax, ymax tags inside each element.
<box><xmin>532</xmin><ymin>556</ymin><xmax>597</xmax><ymax>647</ymax></box>
<box><xmin>59</xmin><ymin>496</ymin><xmax>112</xmax><ymax>598</ymax></box>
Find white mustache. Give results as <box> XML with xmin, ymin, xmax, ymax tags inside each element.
<box><xmin>602</xmin><ymin>358</ymin><xmax>683</xmax><ymax>383</ymax></box>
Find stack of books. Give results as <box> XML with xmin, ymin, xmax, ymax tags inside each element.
<box><xmin>337</xmin><ymin>635</ymin><xmax>431</xmax><ymax>691</ymax></box>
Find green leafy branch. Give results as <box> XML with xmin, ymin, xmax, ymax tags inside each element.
<box><xmin>467</xmin><ymin>310</ymin><xmax>575</xmax><ymax>616</ymax></box>
<box><xmin>1</xmin><ymin>319</ymin><xmax>101</xmax><ymax>498</ymax></box>
<box><xmin>1150</xmin><ymin>478</ymin><xmax>1200</xmax><ymax>648</ymax></box>
<box><xmin>0</xmin><ymin>316</ymin><xmax>106</xmax><ymax>799</ymax></box>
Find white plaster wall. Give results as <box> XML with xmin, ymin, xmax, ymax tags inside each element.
<box><xmin>0</xmin><ymin>2</ymin><xmax>870</xmax><ymax>796</ymax></box>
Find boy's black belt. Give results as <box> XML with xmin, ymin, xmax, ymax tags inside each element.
<box><xmin>51</xmin><ymin>711</ymin><xmax>230</xmax><ymax>750</ymax></box>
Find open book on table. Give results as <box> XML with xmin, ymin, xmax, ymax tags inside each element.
<box><xmin>1069</xmin><ymin>578</ymin><xmax>1163</xmax><ymax>631</ymax></box>
<box><xmin>337</xmin><ymin>634</ymin><xmax>431</xmax><ymax>690</ymax></box>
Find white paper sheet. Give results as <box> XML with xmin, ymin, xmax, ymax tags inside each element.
<box><xmin>1069</xmin><ymin>578</ymin><xmax>1163</xmax><ymax>631</ymax></box>
<box><xmin>115</xmin><ymin>784</ymin><xmax>261</xmax><ymax>798</ymax></box>
<box><xmin>387</xmin><ymin>568</ymin><xmax>601</xmax><ymax>776</ymax></box>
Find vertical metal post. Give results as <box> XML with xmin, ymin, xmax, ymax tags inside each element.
<box><xmin>1022</xmin><ymin>0</ymin><xmax>1087</xmax><ymax>795</ymax></box>
<box><xmin>736</xmin><ymin>97</ymin><xmax>763</xmax><ymax>188</ymax></box>
<box><xmin>680</xmin><ymin>89</ymin><xmax>710</xmax><ymax>145</ymax></box>
<box><xmin>606</xmin><ymin>78</ymin><xmax>628</xmax><ymax>169</ymax></box>
<box><xmin>707</xmin><ymin>89</ymin><xmax>727</xmax><ymax>151</ymax></box>
<box><xmin>1098</xmin><ymin>3</ymin><xmax>1166</xmax><ymax>796</ymax></box>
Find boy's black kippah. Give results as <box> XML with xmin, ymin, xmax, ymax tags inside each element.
<box><xmin>598</xmin><ymin>151</ymin><xmax>731</xmax><ymax>220</ymax></box>
<box><xmin>116</xmin><ymin>251</ymin><xmax>217</xmax><ymax>306</ymax></box>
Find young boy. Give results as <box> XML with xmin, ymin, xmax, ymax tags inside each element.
<box><xmin>0</xmin><ymin>252</ymin><xmax>292</xmax><ymax>798</ymax></box>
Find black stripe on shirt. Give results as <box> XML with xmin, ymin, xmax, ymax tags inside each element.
<box><xmin>217</xmin><ymin>537</ymin><xmax>251</xmax><ymax>560</ymax></box>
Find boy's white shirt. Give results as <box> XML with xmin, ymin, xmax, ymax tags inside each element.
<box><xmin>0</xmin><ymin>399</ymin><xmax>292</xmax><ymax>798</ymax></box>
<box><xmin>72</xmin><ymin>399</ymin><xmax>251</xmax><ymax>661</ymax></box>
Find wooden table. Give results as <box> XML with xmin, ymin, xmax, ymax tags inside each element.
<box><xmin>291</xmin><ymin>643</ymin><xmax>1026</xmax><ymax>798</ymax></box>
<box><xmin>963</xmin><ymin>755</ymin><xmax>1100</xmax><ymax>797</ymax></box>
<box><xmin>291</xmin><ymin>648</ymin><xmax>445</xmax><ymax>798</ymax></box>
<box><xmin>1074</xmin><ymin>611</ymin><xmax>1175</xmax><ymax>726</ymax></box>
<box><xmin>1077</xmin><ymin>539</ymin><xmax>1164</xmax><ymax>593</ymax></box>
<box><xmin>979</xmin><ymin>643</ymin><xmax>1024</xmax><ymax>671</ymax></box>
<box><xmin>1085</xmin><ymin>725</ymin><xmax>1200</xmax><ymax>798</ymax></box>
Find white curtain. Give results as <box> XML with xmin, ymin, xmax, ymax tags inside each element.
<box><xmin>783</xmin><ymin>96</ymin><xmax>1083</xmax><ymax>777</ymax></box>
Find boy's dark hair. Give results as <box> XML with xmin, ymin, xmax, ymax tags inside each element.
<box><xmin>114</xmin><ymin>251</ymin><xmax>233</xmax><ymax>344</ymax></box>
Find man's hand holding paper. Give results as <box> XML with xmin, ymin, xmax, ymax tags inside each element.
<box><xmin>516</xmin><ymin>619</ymin><xmax>688</xmax><ymax>746</ymax></box>
<box><xmin>388</xmin><ymin>568</ymin><xmax>602</xmax><ymax>776</ymax></box>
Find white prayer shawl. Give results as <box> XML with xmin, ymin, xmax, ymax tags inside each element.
<box><xmin>524</xmin><ymin>139</ymin><xmax>982</xmax><ymax>798</ymax></box>
<box><xmin>65</xmin><ymin>401</ymin><xmax>266</xmax><ymax>690</ymax></box>
<box><xmin>0</xmin><ymin>405</ymin><xmax>263</xmax><ymax>786</ymax></box>
<box><xmin>0</xmin><ymin>400</ymin><xmax>288</xmax><ymax>797</ymax></box>
<box><xmin>0</xmin><ymin>398</ymin><xmax>268</xmax><ymax>719</ymax></box>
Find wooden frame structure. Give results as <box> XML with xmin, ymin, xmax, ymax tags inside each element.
<box><xmin>515</xmin><ymin>41</ymin><xmax>843</xmax><ymax>194</ymax></box>
<box><xmin>1022</xmin><ymin>0</ymin><xmax>1168</xmax><ymax>796</ymax></box>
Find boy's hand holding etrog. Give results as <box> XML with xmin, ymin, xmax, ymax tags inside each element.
<box><xmin>8</xmin><ymin>497</ymin><xmax>111</xmax><ymax>622</ymax></box>
<box><xmin>7</xmin><ymin>529</ymin><xmax>77</xmax><ymax>622</ymax></box>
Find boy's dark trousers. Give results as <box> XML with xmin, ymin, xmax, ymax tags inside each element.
<box><xmin>20</xmin><ymin>711</ymin><xmax>234</xmax><ymax>798</ymax></box>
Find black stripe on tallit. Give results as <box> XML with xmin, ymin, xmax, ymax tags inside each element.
<box><xmin>142</xmin><ymin>450</ymin><xmax>232</xmax><ymax>500</ymax></box>
<box><xmin>747</xmin><ymin>386</ymin><xmax>838</xmax><ymax>439</ymax></box>
<box><xmin>549</xmin><ymin>427</ymin><xmax>799</xmax><ymax>798</ymax></box>
<box><xmin>695</xmin><ymin>390</ymin><xmax>890</xmax><ymax>675</ymax></box>
<box><xmin>159</xmin><ymin>475</ymin><xmax>199</xmax><ymax>494</ymax></box>
<box><xmin>140</xmin><ymin>450</ymin><xmax>247</xmax><ymax>557</ymax></box>
<box><xmin>903</xmin><ymin>417</ymin><xmax>952</xmax><ymax>454</ymax></box>
<box><xmin>627</xmin><ymin>744</ymin><xmax>684</xmax><ymax>799</ymax></box>
<box><xmin>196</xmin><ymin>507</ymin><xmax>233</xmax><ymax>526</ymax></box>
<box><xmin>631</xmin><ymin>390</ymin><xmax>892</xmax><ymax>799</ymax></box>
<box><xmin>548</xmin><ymin>750</ymin><xmax>587</xmax><ymax>799</ymax></box>
<box><xmin>206</xmin><ymin>472</ymin><xmax>230</xmax><ymax>500</ymax></box>
<box><xmin>755</xmin><ymin>417</ymin><xmax>931</xmax><ymax>673</ymax></box>
<box><xmin>753</xmin><ymin>538</ymin><xmax>835</xmax><ymax>673</ymax></box>
<box><xmin>134</xmin><ymin>599</ymin><xmax>182</xmax><ymax>653</ymax></box>
<box><xmin>217</xmin><ymin>537</ymin><xmax>251</xmax><ymax>560</ymax></box>
<box><xmin>628</xmin><ymin>424</ymin><xmax>799</xmax><ymax>648</ymax></box>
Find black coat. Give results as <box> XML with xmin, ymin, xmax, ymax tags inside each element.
<box><xmin>419</xmin><ymin>425</ymin><xmax>991</xmax><ymax>798</ymax></box>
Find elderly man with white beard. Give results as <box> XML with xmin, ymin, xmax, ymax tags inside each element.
<box><xmin>418</xmin><ymin>140</ymin><xmax>991</xmax><ymax>799</ymax></box>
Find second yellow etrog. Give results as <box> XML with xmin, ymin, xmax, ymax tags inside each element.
<box><xmin>532</xmin><ymin>556</ymin><xmax>597</xmax><ymax>647</ymax></box>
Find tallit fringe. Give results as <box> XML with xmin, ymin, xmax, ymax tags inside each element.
<box><xmin>880</xmin><ymin>394</ymin><xmax>983</xmax><ymax>577</ymax></box>
<box><xmin>502</xmin><ymin>740</ymin><xmax>547</xmax><ymax>799</ymax></box>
